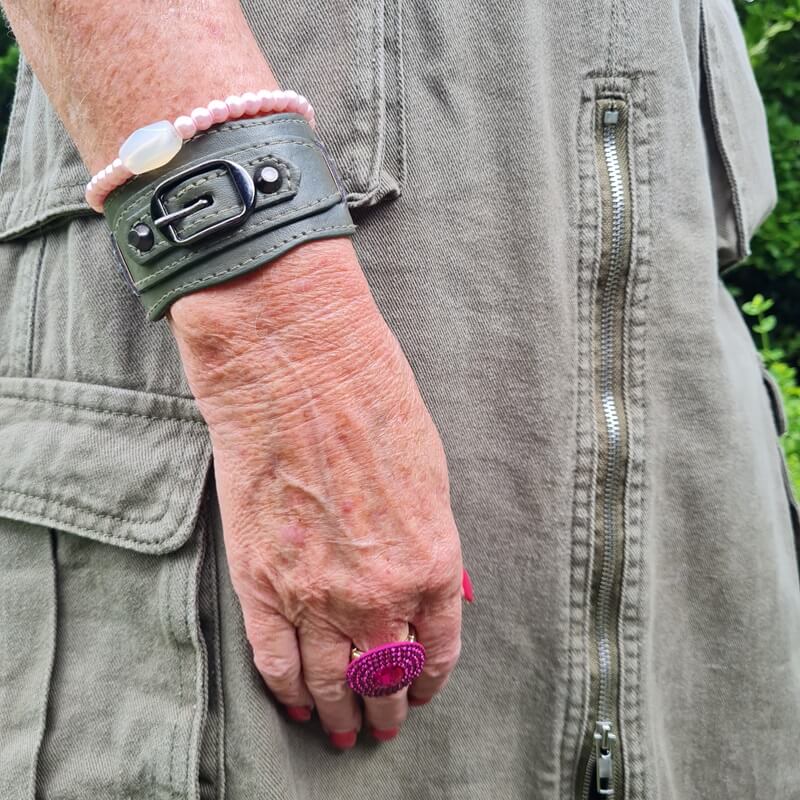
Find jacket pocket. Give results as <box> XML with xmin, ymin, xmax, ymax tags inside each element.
<box><xmin>0</xmin><ymin>377</ymin><xmax>223</xmax><ymax>799</ymax></box>
<box><xmin>699</xmin><ymin>0</ymin><xmax>777</xmax><ymax>268</ymax></box>
<box><xmin>0</xmin><ymin>56</ymin><xmax>94</xmax><ymax>241</ymax></box>
<box><xmin>242</xmin><ymin>0</ymin><xmax>406</xmax><ymax>209</ymax></box>
<box><xmin>0</xmin><ymin>0</ymin><xmax>405</xmax><ymax>240</ymax></box>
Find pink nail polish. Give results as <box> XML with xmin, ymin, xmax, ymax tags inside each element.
<box><xmin>329</xmin><ymin>730</ymin><xmax>358</xmax><ymax>749</ymax></box>
<box><xmin>370</xmin><ymin>726</ymin><xmax>399</xmax><ymax>741</ymax></box>
<box><xmin>286</xmin><ymin>705</ymin><xmax>312</xmax><ymax>722</ymax></box>
<box><xmin>408</xmin><ymin>696</ymin><xmax>431</xmax><ymax>707</ymax></box>
<box><xmin>462</xmin><ymin>568</ymin><xmax>474</xmax><ymax>603</ymax></box>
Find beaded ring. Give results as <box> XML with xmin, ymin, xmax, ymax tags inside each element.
<box><xmin>85</xmin><ymin>89</ymin><xmax>316</xmax><ymax>213</ymax></box>
<box><xmin>345</xmin><ymin>628</ymin><xmax>426</xmax><ymax>698</ymax></box>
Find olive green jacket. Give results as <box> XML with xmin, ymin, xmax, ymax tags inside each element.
<box><xmin>0</xmin><ymin>1</ymin><xmax>797</xmax><ymax>798</ymax></box>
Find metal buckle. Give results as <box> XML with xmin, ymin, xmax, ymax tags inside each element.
<box><xmin>150</xmin><ymin>158</ymin><xmax>256</xmax><ymax>246</ymax></box>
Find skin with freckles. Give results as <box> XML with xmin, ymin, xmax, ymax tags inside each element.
<box><xmin>2</xmin><ymin>0</ymin><xmax>465</xmax><ymax>747</ymax></box>
<box><xmin>171</xmin><ymin>238</ymin><xmax>464</xmax><ymax>741</ymax></box>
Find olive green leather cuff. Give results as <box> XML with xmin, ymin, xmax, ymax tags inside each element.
<box><xmin>103</xmin><ymin>113</ymin><xmax>355</xmax><ymax>320</ymax></box>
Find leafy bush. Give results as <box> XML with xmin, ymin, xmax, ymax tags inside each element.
<box><xmin>729</xmin><ymin>0</ymin><xmax>800</xmax><ymax>366</ymax></box>
<box><xmin>0</xmin><ymin>23</ymin><xmax>18</xmax><ymax>152</ymax></box>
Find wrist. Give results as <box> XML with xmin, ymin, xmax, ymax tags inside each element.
<box><xmin>83</xmin><ymin>70</ymin><xmax>280</xmax><ymax>175</ymax></box>
<box><xmin>169</xmin><ymin>238</ymin><xmax>390</xmax><ymax>398</ymax></box>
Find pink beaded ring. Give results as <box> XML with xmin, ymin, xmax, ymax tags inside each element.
<box><xmin>85</xmin><ymin>89</ymin><xmax>316</xmax><ymax>214</ymax></box>
<box><xmin>345</xmin><ymin>627</ymin><xmax>426</xmax><ymax>698</ymax></box>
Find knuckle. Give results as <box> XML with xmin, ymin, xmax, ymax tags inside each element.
<box><xmin>425</xmin><ymin>639</ymin><xmax>462</xmax><ymax>680</ymax></box>
<box><xmin>255</xmin><ymin>654</ymin><xmax>301</xmax><ymax>692</ymax></box>
<box><xmin>427</xmin><ymin>566</ymin><xmax>460</xmax><ymax>598</ymax></box>
<box><xmin>306</xmin><ymin>678</ymin><xmax>351</xmax><ymax>706</ymax></box>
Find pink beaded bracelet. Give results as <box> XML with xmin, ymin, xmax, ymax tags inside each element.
<box><xmin>85</xmin><ymin>89</ymin><xmax>316</xmax><ymax>214</ymax></box>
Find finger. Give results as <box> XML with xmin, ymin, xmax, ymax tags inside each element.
<box><xmin>356</xmin><ymin>622</ymin><xmax>411</xmax><ymax>741</ymax></box>
<box><xmin>409</xmin><ymin>595</ymin><xmax>462</xmax><ymax>705</ymax></box>
<box><xmin>239</xmin><ymin>602</ymin><xmax>314</xmax><ymax>719</ymax></box>
<box><xmin>299</xmin><ymin>625</ymin><xmax>361</xmax><ymax>748</ymax></box>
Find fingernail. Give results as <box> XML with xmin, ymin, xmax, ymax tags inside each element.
<box><xmin>370</xmin><ymin>726</ymin><xmax>399</xmax><ymax>742</ymax></box>
<box><xmin>329</xmin><ymin>730</ymin><xmax>358</xmax><ymax>749</ymax></box>
<box><xmin>409</xmin><ymin>696</ymin><xmax>431</xmax><ymax>707</ymax></box>
<box><xmin>286</xmin><ymin>705</ymin><xmax>312</xmax><ymax>722</ymax></box>
<box><xmin>462</xmin><ymin>568</ymin><xmax>474</xmax><ymax>603</ymax></box>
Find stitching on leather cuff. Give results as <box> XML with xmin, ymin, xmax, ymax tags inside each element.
<box><xmin>146</xmin><ymin>222</ymin><xmax>356</xmax><ymax>317</ymax></box>
<box><xmin>102</xmin><ymin>113</ymin><xmax>356</xmax><ymax>320</ymax></box>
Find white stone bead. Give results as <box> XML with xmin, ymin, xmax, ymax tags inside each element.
<box><xmin>119</xmin><ymin>120</ymin><xmax>183</xmax><ymax>175</ymax></box>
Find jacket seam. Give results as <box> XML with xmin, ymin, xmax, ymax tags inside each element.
<box><xmin>24</xmin><ymin>234</ymin><xmax>48</xmax><ymax>377</ymax></box>
<box><xmin>0</xmin><ymin>392</ymin><xmax>207</xmax><ymax>425</ymax></box>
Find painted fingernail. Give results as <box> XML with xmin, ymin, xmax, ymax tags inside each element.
<box><xmin>408</xmin><ymin>695</ymin><xmax>431</xmax><ymax>707</ymax></box>
<box><xmin>286</xmin><ymin>705</ymin><xmax>312</xmax><ymax>722</ymax></box>
<box><xmin>370</xmin><ymin>726</ymin><xmax>399</xmax><ymax>742</ymax></box>
<box><xmin>462</xmin><ymin>568</ymin><xmax>474</xmax><ymax>603</ymax></box>
<box><xmin>329</xmin><ymin>730</ymin><xmax>358</xmax><ymax>749</ymax></box>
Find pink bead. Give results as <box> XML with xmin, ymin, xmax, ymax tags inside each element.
<box><xmin>174</xmin><ymin>115</ymin><xmax>197</xmax><ymax>139</ymax></box>
<box><xmin>86</xmin><ymin>87</ymin><xmax>315</xmax><ymax>213</ymax></box>
<box><xmin>241</xmin><ymin>92</ymin><xmax>261</xmax><ymax>116</ymax></box>
<box><xmin>113</xmin><ymin>158</ymin><xmax>134</xmax><ymax>181</ymax></box>
<box><xmin>225</xmin><ymin>95</ymin><xmax>245</xmax><ymax>119</ymax></box>
<box><xmin>257</xmin><ymin>89</ymin><xmax>276</xmax><ymax>112</ymax></box>
<box><xmin>208</xmin><ymin>99</ymin><xmax>228</xmax><ymax>124</ymax></box>
<box><xmin>272</xmin><ymin>93</ymin><xmax>289</xmax><ymax>112</ymax></box>
<box><xmin>190</xmin><ymin>107</ymin><xmax>214</xmax><ymax>131</ymax></box>
<box><xmin>97</xmin><ymin>166</ymin><xmax>113</xmax><ymax>189</ymax></box>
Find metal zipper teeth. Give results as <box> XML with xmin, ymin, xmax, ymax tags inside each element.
<box><xmin>581</xmin><ymin>99</ymin><xmax>630</xmax><ymax>800</ymax></box>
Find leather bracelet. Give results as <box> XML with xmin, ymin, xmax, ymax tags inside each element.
<box><xmin>104</xmin><ymin>113</ymin><xmax>355</xmax><ymax>320</ymax></box>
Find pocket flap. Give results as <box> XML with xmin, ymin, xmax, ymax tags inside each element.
<box><xmin>0</xmin><ymin>56</ymin><xmax>94</xmax><ymax>241</ymax></box>
<box><xmin>0</xmin><ymin>376</ymin><xmax>211</xmax><ymax>554</ymax></box>
<box><xmin>700</xmin><ymin>0</ymin><xmax>777</xmax><ymax>265</ymax></box>
<box><xmin>760</xmin><ymin>362</ymin><xmax>788</xmax><ymax>437</ymax></box>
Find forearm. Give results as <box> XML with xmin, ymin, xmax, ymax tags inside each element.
<box><xmin>2</xmin><ymin>0</ymin><xmax>377</xmax><ymax>357</ymax></box>
<box><xmin>2</xmin><ymin>0</ymin><xmax>277</xmax><ymax>173</ymax></box>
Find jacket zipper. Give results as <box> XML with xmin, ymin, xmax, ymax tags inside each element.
<box><xmin>577</xmin><ymin>96</ymin><xmax>633</xmax><ymax>800</ymax></box>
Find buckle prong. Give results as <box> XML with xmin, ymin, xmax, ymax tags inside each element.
<box><xmin>152</xmin><ymin>195</ymin><xmax>212</xmax><ymax>229</ymax></box>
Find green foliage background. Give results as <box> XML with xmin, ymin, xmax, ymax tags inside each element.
<box><xmin>727</xmin><ymin>0</ymin><xmax>800</xmax><ymax>362</ymax></box>
<box><xmin>728</xmin><ymin>0</ymin><xmax>800</xmax><ymax>494</ymax></box>
<box><xmin>0</xmin><ymin>7</ymin><xmax>798</xmax><ymax>492</ymax></box>
<box><xmin>0</xmin><ymin>24</ymin><xmax>17</xmax><ymax>149</ymax></box>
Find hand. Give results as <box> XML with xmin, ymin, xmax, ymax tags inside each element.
<box><xmin>169</xmin><ymin>238</ymin><xmax>464</xmax><ymax>747</ymax></box>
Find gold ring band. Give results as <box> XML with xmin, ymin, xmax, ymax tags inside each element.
<box><xmin>350</xmin><ymin>625</ymin><xmax>417</xmax><ymax>661</ymax></box>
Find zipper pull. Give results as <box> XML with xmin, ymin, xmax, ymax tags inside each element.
<box><xmin>594</xmin><ymin>720</ymin><xmax>617</xmax><ymax>796</ymax></box>
<box><xmin>603</xmin><ymin>108</ymin><xmax>619</xmax><ymax>126</ymax></box>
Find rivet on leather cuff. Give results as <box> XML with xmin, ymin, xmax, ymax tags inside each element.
<box><xmin>103</xmin><ymin>113</ymin><xmax>356</xmax><ymax>320</ymax></box>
